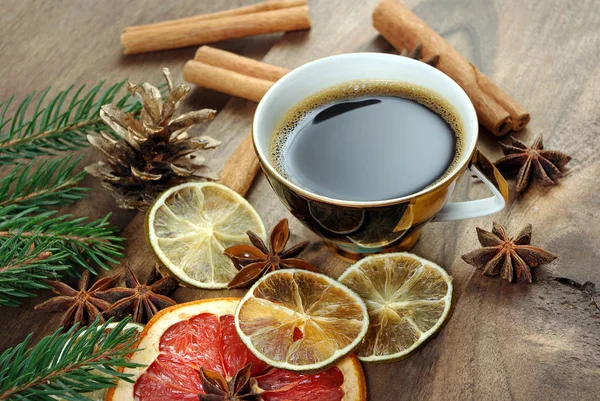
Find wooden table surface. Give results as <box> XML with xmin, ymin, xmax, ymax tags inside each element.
<box><xmin>1</xmin><ymin>1</ymin><xmax>599</xmax><ymax>400</ymax></box>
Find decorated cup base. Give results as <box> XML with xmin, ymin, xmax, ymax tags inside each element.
<box><xmin>326</xmin><ymin>228</ymin><xmax>423</xmax><ymax>262</ymax></box>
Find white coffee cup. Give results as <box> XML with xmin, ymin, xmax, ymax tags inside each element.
<box><xmin>252</xmin><ymin>53</ymin><xmax>508</xmax><ymax>256</ymax></box>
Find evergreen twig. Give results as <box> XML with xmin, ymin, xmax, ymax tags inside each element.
<box><xmin>0</xmin><ymin>235</ymin><xmax>68</xmax><ymax>307</ymax></box>
<box><xmin>0</xmin><ymin>156</ymin><xmax>88</xmax><ymax>214</ymax></box>
<box><xmin>0</xmin><ymin>206</ymin><xmax>124</xmax><ymax>272</ymax></box>
<box><xmin>0</xmin><ymin>80</ymin><xmax>141</xmax><ymax>164</ymax></box>
<box><xmin>0</xmin><ymin>318</ymin><xmax>143</xmax><ymax>401</ymax></box>
<box><xmin>0</xmin><ymin>79</ymin><xmax>145</xmax><ymax>306</ymax></box>
<box><xmin>0</xmin><ymin>206</ymin><xmax>124</xmax><ymax>306</ymax></box>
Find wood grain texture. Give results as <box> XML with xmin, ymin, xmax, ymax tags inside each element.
<box><xmin>1</xmin><ymin>1</ymin><xmax>599</xmax><ymax>400</ymax></box>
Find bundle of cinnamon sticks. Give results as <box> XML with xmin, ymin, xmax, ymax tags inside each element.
<box><xmin>373</xmin><ymin>0</ymin><xmax>529</xmax><ymax>136</ymax></box>
<box><xmin>123</xmin><ymin>0</ymin><xmax>529</xmax><ymax>141</ymax></box>
<box><xmin>183</xmin><ymin>46</ymin><xmax>291</xmax><ymax>102</ymax></box>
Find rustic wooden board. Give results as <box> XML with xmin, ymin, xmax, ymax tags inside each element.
<box><xmin>1</xmin><ymin>1</ymin><xmax>599</xmax><ymax>400</ymax></box>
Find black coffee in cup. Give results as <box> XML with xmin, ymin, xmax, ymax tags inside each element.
<box><xmin>269</xmin><ymin>80</ymin><xmax>465</xmax><ymax>202</ymax></box>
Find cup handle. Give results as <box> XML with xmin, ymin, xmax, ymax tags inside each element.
<box><xmin>434</xmin><ymin>149</ymin><xmax>509</xmax><ymax>222</ymax></box>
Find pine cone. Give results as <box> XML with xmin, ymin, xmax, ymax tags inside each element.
<box><xmin>86</xmin><ymin>68</ymin><xmax>220</xmax><ymax>210</ymax></box>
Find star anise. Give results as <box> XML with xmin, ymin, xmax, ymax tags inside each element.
<box><xmin>224</xmin><ymin>218</ymin><xmax>316</xmax><ymax>288</ymax></box>
<box><xmin>462</xmin><ymin>222</ymin><xmax>557</xmax><ymax>283</ymax></box>
<box><xmin>495</xmin><ymin>134</ymin><xmax>571</xmax><ymax>193</ymax></box>
<box><xmin>199</xmin><ymin>363</ymin><xmax>258</xmax><ymax>401</ymax></box>
<box><xmin>97</xmin><ymin>263</ymin><xmax>179</xmax><ymax>323</ymax></box>
<box><xmin>400</xmin><ymin>43</ymin><xmax>440</xmax><ymax>67</ymax></box>
<box><xmin>35</xmin><ymin>270</ymin><xmax>121</xmax><ymax>328</ymax></box>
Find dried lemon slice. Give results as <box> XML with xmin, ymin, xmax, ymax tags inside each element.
<box><xmin>146</xmin><ymin>182</ymin><xmax>266</xmax><ymax>289</ymax></box>
<box><xmin>235</xmin><ymin>270</ymin><xmax>369</xmax><ymax>371</ymax></box>
<box><xmin>338</xmin><ymin>252</ymin><xmax>452</xmax><ymax>362</ymax></box>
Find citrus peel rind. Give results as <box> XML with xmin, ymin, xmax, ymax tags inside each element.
<box><xmin>109</xmin><ymin>298</ymin><xmax>239</xmax><ymax>400</ymax></box>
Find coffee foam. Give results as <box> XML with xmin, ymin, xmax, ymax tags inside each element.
<box><xmin>270</xmin><ymin>80</ymin><xmax>466</xmax><ymax>191</ymax></box>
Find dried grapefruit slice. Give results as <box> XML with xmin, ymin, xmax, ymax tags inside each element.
<box><xmin>107</xmin><ymin>298</ymin><xmax>366</xmax><ymax>401</ymax></box>
<box><xmin>338</xmin><ymin>252</ymin><xmax>452</xmax><ymax>362</ymax></box>
<box><xmin>235</xmin><ymin>270</ymin><xmax>369</xmax><ymax>371</ymax></box>
<box><xmin>146</xmin><ymin>182</ymin><xmax>266</xmax><ymax>289</ymax></box>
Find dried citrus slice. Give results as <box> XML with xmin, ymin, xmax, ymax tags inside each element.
<box><xmin>146</xmin><ymin>182</ymin><xmax>266</xmax><ymax>289</ymax></box>
<box><xmin>235</xmin><ymin>270</ymin><xmax>369</xmax><ymax>371</ymax></box>
<box><xmin>338</xmin><ymin>252</ymin><xmax>452</xmax><ymax>362</ymax></box>
<box><xmin>107</xmin><ymin>298</ymin><xmax>366</xmax><ymax>401</ymax></box>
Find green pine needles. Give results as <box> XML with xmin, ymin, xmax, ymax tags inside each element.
<box><xmin>0</xmin><ymin>80</ymin><xmax>141</xmax><ymax>163</ymax></box>
<box><xmin>0</xmin><ymin>318</ymin><xmax>142</xmax><ymax>401</ymax></box>
<box><xmin>0</xmin><ymin>80</ymin><xmax>141</xmax><ymax>306</ymax></box>
<box><xmin>0</xmin><ymin>235</ymin><xmax>69</xmax><ymax>307</ymax></box>
<box><xmin>0</xmin><ymin>156</ymin><xmax>88</xmax><ymax>212</ymax></box>
<box><xmin>0</xmin><ymin>206</ymin><xmax>124</xmax><ymax>307</ymax></box>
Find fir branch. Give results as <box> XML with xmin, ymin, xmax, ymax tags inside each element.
<box><xmin>0</xmin><ymin>235</ymin><xmax>69</xmax><ymax>307</ymax></box>
<box><xmin>0</xmin><ymin>78</ymin><xmax>151</xmax><ymax>306</ymax></box>
<box><xmin>0</xmin><ymin>318</ymin><xmax>143</xmax><ymax>401</ymax></box>
<box><xmin>0</xmin><ymin>206</ymin><xmax>124</xmax><ymax>274</ymax></box>
<box><xmin>0</xmin><ymin>156</ymin><xmax>88</xmax><ymax>213</ymax></box>
<box><xmin>0</xmin><ymin>80</ymin><xmax>141</xmax><ymax>164</ymax></box>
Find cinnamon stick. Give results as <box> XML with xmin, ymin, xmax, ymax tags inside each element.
<box><xmin>122</xmin><ymin>6</ymin><xmax>311</xmax><ymax>55</ymax></box>
<box><xmin>195</xmin><ymin>46</ymin><xmax>290</xmax><ymax>82</ymax></box>
<box><xmin>474</xmin><ymin>71</ymin><xmax>530</xmax><ymax>131</ymax></box>
<box><xmin>219</xmin><ymin>132</ymin><xmax>261</xmax><ymax>197</ymax></box>
<box><xmin>183</xmin><ymin>60</ymin><xmax>275</xmax><ymax>103</ymax></box>
<box><xmin>373</xmin><ymin>0</ymin><xmax>529</xmax><ymax>135</ymax></box>
<box><xmin>124</xmin><ymin>0</ymin><xmax>307</xmax><ymax>32</ymax></box>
